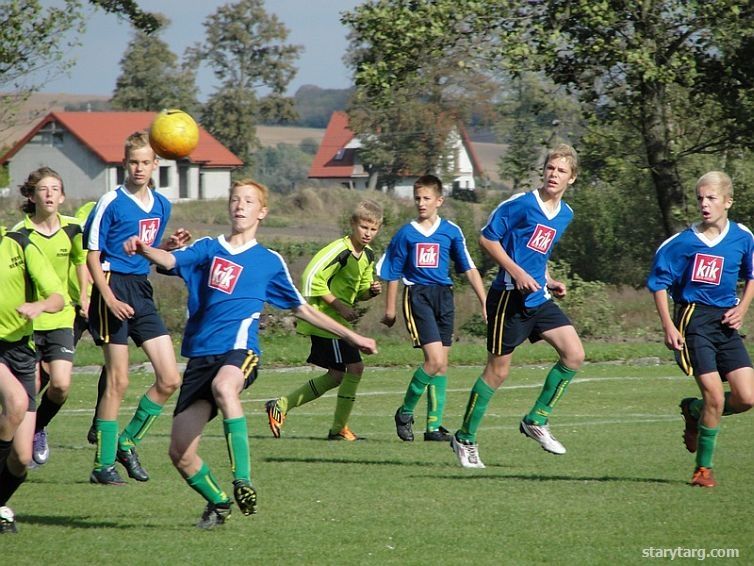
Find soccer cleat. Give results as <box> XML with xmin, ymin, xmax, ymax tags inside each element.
<box><xmin>450</xmin><ymin>432</ymin><xmax>485</xmax><ymax>468</ymax></box>
<box><xmin>0</xmin><ymin>506</ymin><xmax>18</xmax><ymax>534</ymax></box>
<box><xmin>197</xmin><ymin>501</ymin><xmax>232</xmax><ymax>529</ymax></box>
<box><xmin>117</xmin><ymin>447</ymin><xmax>149</xmax><ymax>482</ymax></box>
<box><xmin>89</xmin><ymin>465</ymin><xmax>127</xmax><ymax>486</ymax></box>
<box><xmin>233</xmin><ymin>479</ymin><xmax>258</xmax><ymax>516</ymax></box>
<box><xmin>265</xmin><ymin>399</ymin><xmax>285</xmax><ymax>438</ymax></box>
<box><xmin>32</xmin><ymin>428</ymin><xmax>50</xmax><ymax>465</ymax></box>
<box><xmin>327</xmin><ymin>426</ymin><xmax>358</xmax><ymax>441</ymax></box>
<box><xmin>679</xmin><ymin>398</ymin><xmax>699</xmax><ymax>453</ymax></box>
<box><xmin>519</xmin><ymin>419</ymin><xmax>566</xmax><ymax>455</ymax></box>
<box><xmin>87</xmin><ymin>423</ymin><xmax>97</xmax><ymax>445</ymax></box>
<box><xmin>690</xmin><ymin>466</ymin><xmax>717</xmax><ymax>488</ymax></box>
<box><xmin>424</xmin><ymin>426</ymin><xmax>452</xmax><ymax>442</ymax></box>
<box><xmin>394</xmin><ymin>409</ymin><xmax>414</xmax><ymax>441</ymax></box>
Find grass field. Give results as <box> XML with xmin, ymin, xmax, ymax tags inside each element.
<box><xmin>3</xmin><ymin>362</ymin><xmax>753</xmax><ymax>564</ymax></box>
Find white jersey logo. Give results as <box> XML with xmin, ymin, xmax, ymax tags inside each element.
<box><xmin>527</xmin><ymin>224</ymin><xmax>556</xmax><ymax>254</ymax></box>
<box><xmin>415</xmin><ymin>243</ymin><xmax>440</xmax><ymax>268</ymax></box>
<box><xmin>138</xmin><ymin>218</ymin><xmax>160</xmax><ymax>246</ymax></box>
<box><xmin>691</xmin><ymin>253</ymin><xmax>724</xmax><ymax>285</ymax></box>
<box><xmin>209</xmin><ymin>257</ymin><xmax>244</xmax><ymax>294</ymax></box>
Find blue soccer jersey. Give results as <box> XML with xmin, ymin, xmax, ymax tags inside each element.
<box><xmin>172</xmin><ymin>235</ymin><xmax>306</xmax><ymax>358</ymax></box>
<box><xmin>647</xmin><ymin>221</ymin><xmax>754</xmax><ymax>308</ymax></box>
<box><xmin>86</xmin><ymin>186</ymin><xmax>171</xmax><ymax>275</ymax></box>
<box><xmin>482</xmin><ymin>190</ymin><xmax>574</xmax><ymax>307</ymax></box>
<box><xmin>376</xmin><ymin>217</ymin><xmax>476</xmax><ymax>286</ymax></box>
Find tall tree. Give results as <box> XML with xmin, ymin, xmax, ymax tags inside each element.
<box><xmin>190</xmin><ymin>0</ymin><xmax>302</xmax><ymax>168</ymax></box>
<box><xmin>111</xmin><ymin>20</ymin><xmax>199</xmax><ymax>114</ymax></box>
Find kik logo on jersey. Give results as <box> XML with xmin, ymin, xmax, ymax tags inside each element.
<box><xmin>209</xmin><ymin>257</ymin><xmax>243</xmax><ymax>294</ymax></box>
<box><xmin>527</xmin><ymin>224</ymin><xmax>557</xmax><ymax>254</ymax></box>
<box><xmin>415</xmin><ymin>243</ymin><xmax>440</xmax><ymax>268</ymax></box>
<box><xmin>138</xmin><ymin>218</ymin><xmax>161</xmax><ymax>246</ymax></box>
<box><xmin>691</xmin><ymin>253</ymin><xmax>724</xmax><ymax>285</ymax></box>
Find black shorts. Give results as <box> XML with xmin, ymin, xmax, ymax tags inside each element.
<box><xmin>486</xmin><ymin>287</ymin><xmax>572</xmax><ymax>355</ymax></box>
<box><xmin>88</xmin><ymin>272</ymin><xmax>168</xmax><ymax>346</ymax></box>
<box><xmin>306</xmin><ymin>335</ymin><xmax>362</xmax><ymax>371</ymax></box>
<box><xmin>0</xmin><ymin>337</ymin><xmax>38</xmax><ymax>412</ymax></box>
<box><xmin>174</xmin><ymin>349</ymin><xmax>259</xmax><ymax>421</ymax></box>
<box><xmin>73</xmin><ymin>305</ymin><xmax>90</xmax><ymax>346</ymax></box>
<box><xmin>674</xmin><ymin>303</ymin><xmax>752</xmax><ymax>378</ymax></box>
<box><xmin>402</xmin><ymin>285</ymin><xmax>454</xmax><ymax>347</ymax></box>
<box><xmin>34</xmin><ymin>328</ymin><xmax>75</xmax><ymax>363</ymax></box>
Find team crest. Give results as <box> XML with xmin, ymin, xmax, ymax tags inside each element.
<box><xmin>691</xmin><ymin>253</ymin><xmax>724</xmax><ymax>285</ymax></box>
<box><xmin>209</xmin><ymin>257</ymin><xmax>243</xmax><ymax>294</ymax></box>
<box><xmin>138</xmin><ymin>218</ymin><xmax>160</xmax><ymax>246</ymax></box>
<box><xmin>526</xmin><ymin>224</ymin><xmax>557</xmax><ymax>254</ymax></box>
<box><xmin>416</xmin><ymin>243</ymin><xmax>440</xmax><ymax>268</ymax></box>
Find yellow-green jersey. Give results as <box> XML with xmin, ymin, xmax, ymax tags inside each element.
<box><xmin>0</xmin><ymin>228</ymin><xmax>65</xmax><ymax>343</ymax></box>
<box><xmin>68</xmin><ymin>201</ymin><xmax>96</xmax><ymax>307</ymax></box>
<box><xmin>297</xmin><ymin>236</ymin><xmax>376</xmax><ymax>339</ymax></box>
<box><xmin>11</xmin><ymin>214</ymin><xmax>85</xmax><ymax>330</ymax></box>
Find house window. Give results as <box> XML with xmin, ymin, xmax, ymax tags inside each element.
<box><xmin>29</xmin><ymin>123</ymin><xmax>65</xmax><ymax>146</ymax></box>
<box><xmin>334</xmin><ymin>149</ymin><xmax>345</xmax><ymax>160</ymax></box>
<box><xmin>159</xmin><ymin>166</ymin><xmax>170</xmax><ymax>188</ymax></box>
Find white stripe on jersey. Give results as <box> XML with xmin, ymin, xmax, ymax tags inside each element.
<box><xmin>233</xmin><ymin>313</ymin><xmax>260</xmax><ymax>350</ymax></box>
<box><xmin>268</xmin><ymin>248</ymin><xmax>307</xmax><ymax>305</ymax></box>
<box><xmin>302</xmin><ymin>239</ymin><xmax>348</xmax><ymax>296</ymax></box>
<box><xmin>87</xmin><ymin>189</ymin><xmax>119</xmax><ymax>251</ymax></box>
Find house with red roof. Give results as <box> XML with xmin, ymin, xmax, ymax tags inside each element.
<box><xmin>0</xmin><ymin>111</ymin><xmax>242</xmax><ymax>201</ymax></box>
<box><xmin>308</xmin><ymin>111</ymin><xmax>483</xmax><ymax>197</ymax></box>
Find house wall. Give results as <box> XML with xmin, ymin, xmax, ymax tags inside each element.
<box><xmin>200</xmin><ymin>169</ymin><xmax>234</xmax><ymax>199</ymax></box>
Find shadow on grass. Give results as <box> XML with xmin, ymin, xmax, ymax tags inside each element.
<box><xmin>264</xmin><ymin>455</ymin><xmax>449</xmax><ymax>467</ymax></box>
<box><xmin>431</xmin><ymin>472</ymin><xmax>683</xmax><ymax>485</ymax></box>
<box><xmin>16</xmin><ymin>514</ymin><xmax>134</xmax><ymax>529</ymax></box>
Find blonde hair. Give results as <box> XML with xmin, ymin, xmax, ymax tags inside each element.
<box><xmin>351</xmin><ymin>199</ymin><xmax>383</xmax><ymax>225</ymax></box>
<box><xmin>231</xmin><ymin>178</ymin><xmax>269</xmax><ymax>208</ymax></box>
<box><xmin>544</xmin><ymin>144</ymin><xmax>579</xmax><ymax>178</ymax></box>
<box><xmin>124</xmin><ymin>130</ymin><xmax>153</xmax><ymax>160</ymax></box>
<box><xmin>696</xmin><ymin>171</ymin><xmax>733</xmax><ymax>198</ymax></box>
<box><xmin>19</xmin><ymin>166</ymin><xmax>64</xmax><ymax>214</ymax></box>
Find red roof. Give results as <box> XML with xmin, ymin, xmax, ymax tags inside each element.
<box><xmin>308</xmin><ymin>111</ymin><xmax>359</xmax><ymax>178</ymax></box>
<box><xmin>0</xmin><ymin>111</ymin><xmax>242</xmax><ymax>167</ymax></box>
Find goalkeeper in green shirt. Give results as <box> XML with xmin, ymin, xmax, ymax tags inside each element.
<box><xmin>265</xmin><ymin>200</ymin><xmax>383</xmax><ymax>440</ymax></box>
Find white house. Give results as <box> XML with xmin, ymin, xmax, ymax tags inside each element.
<box><xmin>0</xmin><ymin>111</ymin><xmax>243</xmax><ymax>201</ymax></box>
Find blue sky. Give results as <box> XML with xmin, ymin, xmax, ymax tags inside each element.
<box><xmin>37</xmin><ymin>0</ymin><xmax>362</xmax><ymax>99</ymax></box>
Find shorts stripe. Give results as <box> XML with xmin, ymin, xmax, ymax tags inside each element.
<box><xmin>240</xmin><ymin>350</ymin><xmax>259</xmax><ymax>380</ymax></box>
<box><xmin>330</xmin><ymin>339</ymin><xmax>343</xmax><ymax>365</ymax></box>
<box><xmin>97</xmin><ymin>272</ymin><xmax>112</xmax><ymax>343</ymax></box>
<box><xmin>677</xmin><ymin>303</ymin><xmax>695</xmax><ymax>376</ymax></box>
<box><xmin>402</xmin><ymin>286</ymin><xmax>421</xmax><ymax>347</ymax></box>
<box><xmin>490</xmin><ymin>289</ymin><xmax>512</xmax><ymax>356</ymax></box>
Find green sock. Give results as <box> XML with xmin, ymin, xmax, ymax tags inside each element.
<box><xmin>330</xmin><ymin>373</ymin><xmax>361</xmax><ymax>433</ymax></box>
<box><xmin>186</xmin><ymin>462</ymin><xmax>230</xmax><ymax>505</ymax></box>
<box><xmin>94</xmin><ymin>419</ymin><xmax>118</xmax><ymax>469</ymax></box>
<box><xmin>458</xmin><ymin>377</ymin><xmax>496</xmax><ymax>443</ymax></box>
<box><xmin>119</xmin><ymin>393</ymin><xmax>163</xmax><ymax>450</ymax></box>
<box><xmin>400</xmin><ymin>366</ymin><xmax>432</xmax><ymax>414</ymax></box>
<box><xmin>426</xmin><ymin>375</ymin><xmax>447</xmax><ymax>431</ymax></box>
<box><xmin>283</xmin><ymin>372</ymin><xmax>340</xmax><ymax>412</ymax></box>
<box><xmin>223</xmin><ymin>416</ymin><xmax>250</xmax><ymax>482</ymax></box>
<box><xmin>525</xmin><ymin>362</ymin><xmax>577</xmax><ymax>426</ymax></box>
<box><xmin>696</xmin><ymin>424</ymin><xmax>719</xmax><ymax>468</ymax></box>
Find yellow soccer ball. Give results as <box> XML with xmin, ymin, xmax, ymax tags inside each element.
<box><xmin>149</xmin><ymin>109</ymin><xmax>199</xmax><ymax>160</ymax></box>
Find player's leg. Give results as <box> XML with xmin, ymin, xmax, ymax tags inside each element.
<box><xmin>724</xmin><ymin>367</ymin><xmax>754</xmax><ymax>414</ymax></box>
<box><xmin>32</xmin><ymin>355</ymin><xmax>73</xmax><ymax>466</ymax></box>
<box><xmin>170</xmin><ymin>401</ymin><xmax>232</xmax><ymax>528</ymax></box>
<box><xmin>0</xmin><ymin>364</ymin><xmax>28</xmax><ymax>472</ymax></box>
<box><xmin>329</xmin><ymin>360</ymin><xmax>364</xmax><ymax>440</ymax></box>
<box><xmin>422</xmin><ymin>344</ymin><xmax>450</xmax><ymax>441</ymax></box>
<box><xmin>87</xmin><ymin>366</ymin><xmax>107</xmax><ymax>445</ymax></box>
<box><xmin>0</xmin><ymin>410</ymin><xmax>35</xmax><ymax>532</ymax></box>
<box><xmin>690</xmin><ymin>371</ymin><xmax>724</xmax><ymax>487</ymax></box>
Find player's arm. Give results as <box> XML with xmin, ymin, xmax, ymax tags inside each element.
<box><xmin>359</xmin><ymin>280</ymin><xmax>382</xmax><ymax>301</ymax></box>
<box><xmin>124</xmin><ymin>236</ymin><xmax>176</xmax><ymax>271</ymax></box>
<box><xmin>479</xmin><ymin>235</ymin><xmax>541</xmax><ymax>293</ymax></box>
<box><xmin>17</xmin><ymin>242</ymin><xmax>65</xmax><ymax>319</ymax></box>
<box><xmin>652</xmin><ymin>289</ymin><xmax>683</xmax><ymax>351</ymax></box>
<box><xmin>722</xmin><ymin>279</ymin><xmax>754</xmax><ymax>330</ymax></box>
<box><xmin>87</xmin><ymin>251</ymin><xmax>134</xmax><ymax>321</ymax></box>
<box><xmin>463</xmin><ymin>268</ymin><xmax>488</xmax><ymax>323</ymax></box>
<box><xmin>320</xmin><ymin>292</ymin><xmax>359</xmax><ymax>322</ymax></box>
<box><xmin>292</xmin><ymin>303</ymin><xmax>377</xmax><ymax>354</ymax></box>
<box><xmin>381</xmin><ymin>280</ymin><xmax>399</xmax><ymax>327</ymax></box>
<box><xmin>76</xmin><ymin>263</ymin><xmax>91</xmax><ymax>320</ymax></box>
<box><xmin>159</xmin><ymin>228</ymin><xmax>192</xmax><ymax>251</ymax></box>
<box><xmin>545</xmin><ymin>267</ymin><xmax>567</xmax><ymax>299</ymax></box>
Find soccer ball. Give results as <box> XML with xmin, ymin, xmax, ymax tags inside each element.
<box><xmin>149</xmin><ymin>109</ymin><xmax>199</xmax><ymax>160</ymax></box>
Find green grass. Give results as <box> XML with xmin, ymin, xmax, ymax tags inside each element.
<box><xmin>5</xmin><ymin>362</ymin><xmax>754</xmax><ymax>563</ymax></box>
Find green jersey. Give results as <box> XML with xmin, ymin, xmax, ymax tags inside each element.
<box><xmin>0</xmin><ymin>229</ymin><xmax>65</xmax><ymax>343</ymax></box>
<box><xmin>297</xmin><ymin>236</ymin><xmax>376</xmax><ymax>339</ymax></box>
<box><xmin>11</xmin><ymin>214</ymin><xmax>85</xmax><ymax>330</ymax></box>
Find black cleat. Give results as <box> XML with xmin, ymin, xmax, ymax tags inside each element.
<box><xmin>117</xmin><ymin>447</ymin><xmax>149</xmax><ymax>482</ymax></box>
<box><xmin>197</xmin><ymin>501</ymin><xmax>231</xmax><ymax>529</ymax></box>
<box><xmin>233</xmin><ymin>479</ymin><xmax>258</xmax><ymax>516</ymax></box>
<box><xmin>424</xmin><ymin>426</ymin><xmax>452</xmax><ymax>442</ymax></box>
<box><xmin>89</xmin><ymin>465</ymin><xmax>127</xmax><ymax>486</ymax></box>
<box><xmin>87</xmin><ymin>423</ymin><xmax>97</xmax><ymax>445</ymax></box>
<box><xmin>394</xmin><ymin>408</ymin><xmax>414</xmax><ymax>441</ymax></box>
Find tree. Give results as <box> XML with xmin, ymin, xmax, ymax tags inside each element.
<box><xmin>111</xmin><ymin>20</ymin><xmax>198</xmax><ymax>114</ymax></box>
<box><xmin>190</xmin><ymin>0</ymin><xmax>302</xmax><ymax>168</ymax></box>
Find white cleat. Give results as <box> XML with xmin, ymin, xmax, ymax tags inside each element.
<box><xmin>450</xmin><ymin>433</ymin><xmax>486</xmax><ymax>469</ymax></box>
<box><xmin>519</xmin><ymin>420</ymin><xmax>566</xmax><ymax>455</ymax></box>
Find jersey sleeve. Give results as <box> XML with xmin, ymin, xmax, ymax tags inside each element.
<box><xmin>448</xmin><ymin>223</ymin><xmax>476</xmax><ymax>274</ymax></box>
<box><xmin>376</xmin><ymin>228</ymin><xmax>408</xmax><ymax>281</ymax></box>
<box><xmin>154</xmin><ymin>193</ymin><xmax>172</xmax><ymax>246</ymax></box>
<box><xmin>85</xmin><ymin>195</ymin><xmax>114</xmax><ymax>252</ymax></box>
<box><xmin>646</xmin><ymin>243</ymin><xmax>676</xmax><ymax>293</ymax></box>
<box><xmin>301</xmin><ymin>240</ymin><xmax>348</xmax><ymax>298</ymax></box>
<box><xmin>739</xmin><ymin>226</ymin><xmax>754</xmax><ymax>281</ymax></box>
<box><xmin>357</xmin><ymin>249</ymin><xmax>376</xmax><ymax>297</ymax></box>
<box><xmin>266</xmin><ymin>251</ymin><xmax>306</xmax><ymax>310</ymax></box>
<box><xmin>481</xmin><ymin>200</ymin><xmax>512</xmax><ymax>242</ymax></box>
<box><xmin>70</xmin><ymin>223</ymin><xmax>86</xmax><ymax>266</ymax></box>
<box><xmin>173</xmin><ymin>237</ymin><xmax>211</xmax><ymax>280</ymax></box>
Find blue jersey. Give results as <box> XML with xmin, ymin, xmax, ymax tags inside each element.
<box><xmin>376</xmin><ymin>217</ymin><xmax>476</xmax><ymax>286</ymax></box>
<box><xmin>172</xmin><ymin>235</ymin><xmax>305</xmax><ymax>358</ymax></box>
<box><xmin>482</xmin><ymin>190</ymin><xmax>573</xmax><ymax>307</ymax></box>
<box><xmin>647</xmin><ymin>221</ymin><xmax>754</xmax><ymax>308</ymax></box>
<box><xmin>86</xmin><ymin>186</ymin><xmax>171</xmax><ymax>275</ymax></box>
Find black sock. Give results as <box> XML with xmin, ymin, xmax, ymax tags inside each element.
<box><xmin>0</xmin><ymin>466</ymin><xmax>26</xmax><ymax>506</ymax></box>
<box><xmin>35</xmin><ymin>392</ymin><xmax>63</xmax><ymax>432</ymax></box>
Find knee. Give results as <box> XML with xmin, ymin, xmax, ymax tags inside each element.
<box><xmin>4</xmin><ymin>397</ymin><xmax>28</xmax><ymax>429</ymax></box>
<box><xmin>346</xmin><ymin>363</ymin><xmax>365</xmax><ymax>377</ymax></box>
<box><xmin>156</xmin><ymin>372</ymin><xmax>180</xmax><ymax>396</ymax></box>
<box><xmin>11</xmin><ymin>444</ymin><xmax>32</xmax><ymax>470</ymax></box>
<box><xmin>562</xmin><ymin>347</ymin><xmax>585</xmax><ymax>371</ymax></box>
<box><xmin>211</xmin><ymin>381</ymin><xmax>236</xmax><ymax>409</ymax></box>
<box><xmin>168</xmin><ymin>442</ymin><xmax>188</xmax><ymax>468</ymax></box>
<box><xmin>47</xmin><ymin>381</ymin><xmax>70</xmax><ymax>402</ymax></box>
<box><xmin>423</xmin><ymin>362</ymin><xmax>446</xmax><ymax>376</ymax></box>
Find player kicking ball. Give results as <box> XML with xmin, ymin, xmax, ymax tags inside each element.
<box><xmin>125</xmin><ymin>179</ymin><xmax>377</xmax><ymax>528</ymax></box>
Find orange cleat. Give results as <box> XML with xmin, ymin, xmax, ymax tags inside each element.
<box><xmin>328</xmin><ymin>426</ymin><xmax>358</xmax><ymax>441</ymax></box>
<box><xmin>265</xmin><ymin>399</ymin><xmax>286</xmax><ymax>438</ymax></box>
<box><xmin>690</xmin><ymin>466</ymin><xmax>717</xmax><ymax>488</ymax></box>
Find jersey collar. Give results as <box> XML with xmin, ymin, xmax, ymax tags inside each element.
<box><xmin>120</xmin><ymin>185</ymin><xmax>155</xmax><ymax>213</ymax></box>
<box><xmin>692</xmin><ymin>220</ymin><xmax>730</xmax><ymax>247</ymax></box>
<box><xmin>219</xmin><ymin>234</ymin><xmax>258</xmax><ymax>254</ymax></box>
<box><xmin>533</xmin><ymin>189</ymin><xmax>561</xmax><ymax>220</ymax></box>
<box><xmin>410</xmin><ymin>216</ymin><xmax>441</xmax><ymax>237</ymax></box>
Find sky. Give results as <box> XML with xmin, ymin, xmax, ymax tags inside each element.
<box><xmin>36</xmin><ymin>0</ymin><xmax>363</xmax><ymax>99</ymax></box>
